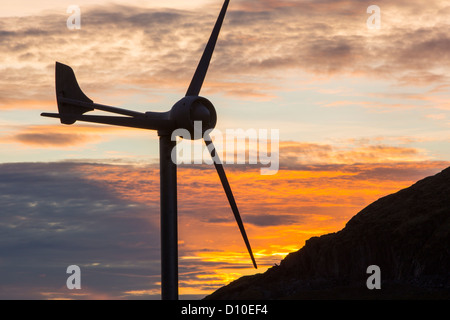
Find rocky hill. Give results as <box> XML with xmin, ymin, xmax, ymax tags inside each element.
<box><xmin>205</xmin><ymin>167</ymin><xmax>450</xmax><ymax>299</ymax></box>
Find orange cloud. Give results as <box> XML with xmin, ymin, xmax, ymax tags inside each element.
<box><xmin>0</xmin><ymin>124</ymin><xmax>144</xmax><ymax>148</ymax></box>
<box><xmin>13</xmin><ymin>132</ymin><xmax>95</xmax><ymax>147</ymax></box>
<box><xmin>279</xmin><ymin>140</ymin><xmax>429</xmax><ymax>165</ymax></box>
<box><xmin>70</xmin><ymin>159</ymin><xmax>448</xmax><ymax>295</ymax></box>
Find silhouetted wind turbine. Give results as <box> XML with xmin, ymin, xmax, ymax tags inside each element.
<box><xmin>41</xmin><ymin>0</ymin><xmax>256</xmax><ymax>300</ymax></box>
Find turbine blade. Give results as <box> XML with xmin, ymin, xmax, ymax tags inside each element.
<box><xmin>204</xmin><ymin>134</ymin><xmax>257</xmax><ymax>269</ymax></box>
<box><xmin>185</xmin><ymin>0</ymin><xmax>230</xmax><ymax>97</ymax></box>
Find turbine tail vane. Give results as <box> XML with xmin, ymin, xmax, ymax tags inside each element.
<box><xmin>55</xmin><ymin>62</ymin><xmax>93</xmax><ymax>125</ymax></box>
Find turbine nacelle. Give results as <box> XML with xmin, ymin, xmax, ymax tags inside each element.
<box><xmin>168</xmin><ymin>96</ymin><xmax>217</xmax><ymax>140</ymax></box>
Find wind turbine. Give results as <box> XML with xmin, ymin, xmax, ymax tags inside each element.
<box><xmin>41</xmin><ymin>0</ymin><xmax>257</xmax><ymax>300</ymax></box>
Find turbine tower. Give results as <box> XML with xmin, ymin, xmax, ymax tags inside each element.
<box><xmin>41</xmin><ymin>0</ymin><xmax>257</xmax><ymax>300</ymax></box>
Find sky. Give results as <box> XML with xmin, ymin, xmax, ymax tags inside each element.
<box><xmin>0</xmin><ymin>0</ymin><xmax>449</xmax><ymax>299</ymax></box>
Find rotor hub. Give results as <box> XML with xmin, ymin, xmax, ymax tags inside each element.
<box><xmin>169</xmin><ymin>96</ymin><xmax>217</xmax><ymax>140</ymax></box>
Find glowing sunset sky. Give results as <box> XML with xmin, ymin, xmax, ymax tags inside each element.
<box><xmin>0</xmin><ymin>0</ymin><xmax>449</xmax><ymax>299</ymax></box>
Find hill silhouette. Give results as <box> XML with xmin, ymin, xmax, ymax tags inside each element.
<box><xmin>205</xmin><ymin>167</ymin><xmax>450</xmax><ymax>299</ymax></box>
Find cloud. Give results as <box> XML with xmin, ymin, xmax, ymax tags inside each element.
<box><xmin>244</xmin><ymin>214</ymin><xmax>304</xmax><ymax>227</ymax></box>
<box><xmin>13</xmin><ymin>132</ymin><xmax>93</xmax><ymax>146</ymax></box>
<box><xmin>1</xmin><ymin>0</ymin><xmax>450</xmax><ymax>112</ymax></box>
<box><xmin>207</xmin><ymin>213</ymin><xmax>302</xmax><ymax>227</ymax></box>
<box><xmin>0</xmin><ymin>159</ymin><xmax>448</xmax><ymax>298</ymax></box>
<box><xmin>0</xmin><ymin>162</ymin><xmax>160</xmax><ymax>299</ymax></box>
<box><xmin>225</xmin><ymin>0</ymin><xmax>450</xmax><ymax>84</ymax></box>
<box><xmin>0</xmin><ymin>124</ymin><xmax>139</xmax><ymax>148</ymax></box>
<box><xmin>278</xmin><ymin>139</ymin><xmax>429</xmax><ymax>166</ymax></box>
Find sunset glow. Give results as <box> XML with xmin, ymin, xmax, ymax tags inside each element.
<box><xmin>1</xmin><ymin>0</ymin><xmax>449</xmax><ymax>299</ymax></box>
